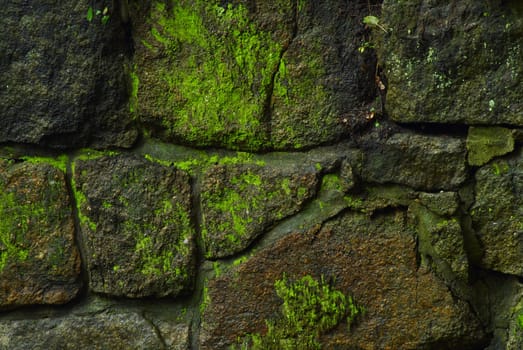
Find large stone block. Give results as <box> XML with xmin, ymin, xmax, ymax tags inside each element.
<box><xmin>379</xmin><ymin>0</ymin><xmax>523</xmax><ymax>125</ymax></box>
<box><xmin>361</xmin><ymin>131</ymin><xmax>467</xmax><ymax>191</ymax></box>
<box><xmin>0</xmin><ymin>0</ymin><xmax>137</xmax><ymax>148</ymax></box>
<box><xmin>471</xmin><ymin>149</ymin><xmax>523</xmax><ymax>276</ymax></box>
<box><xmin>131</xmin><ymin>0</ymin><xmax>376</xmax><ymax>151</ymax></box>
<box><xmin>200</xmin><ymin>210</ymin><xmax>485</xmax><ymax>349</ymax></box>
<box><xmin>0</xmin><ymin>309</ymin><xmax>190</xmax><ymax>350</ymax></box>
<box><xmin>73</xmin><ymin>154</ymin><xmax>195</xmax><ymax>298</ymax></box>
<box><xmin>0</xmin><ymin>159</ymin><xmax>81</xmax><ymax>307</ymax></box>
<box><xmin>201</xmin><ymin>157</ymin><xmax>319</xmax><ymax>258</ymax></box>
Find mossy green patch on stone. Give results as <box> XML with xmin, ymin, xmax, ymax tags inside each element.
<box><xmin>201</xmin><ymin>171</ymin><xmax>263</xmax><ymax>250</ymax></box>
<box><xmin>20</xmin><ymin>155</ymin><xmax>68</xmax><ymax>173</ymax></box>
<box><xmin>466</xmin><ymin>126</ymin><xmax>515</xmax><ymax>166</ymax></box>
<box><xmin>321</xmin><ymin>174</ymin><xmax>345</xmax><ymax>193</ymax></box>
<box><xmin>271</xmin><ymin>46</ymin><xmax>330</xmax><ymax>150</ymax></box>
<box><xmin>73</xmin><ymin>155</ymin><xmax>195</xmax><ymax>297</ymax></box>
<box><xmin>0</xmin><ymin>191</ymin><xmax>31</xmax><ymax>271</ymax></box>
<box><xmin>201</xmin><ymin>163</ymin><xmax>317</xmax><ymax>258</ymax></box>
<box><xmin>237</xmin><ymin>274</ymin><xmax>364</xmax><ymax>349</ymax></box>
<box><xmin>142</xmin><ymin>0</ymin><xmax>284</xmax><ymax>150</ymax></box>
<box><xmin>70</xmin><ymin>162</ymin><xmax>98</xmax><ymax>232</ymax></box>
<box><xmin>0</xmin><ymin>160</ymin><xmax>80</xmax><ymax>306</ymax></box>
<box><xmin>129</xmin><ymin>66</ymin><xmax>139</xmax><ymax>117</ymax></box>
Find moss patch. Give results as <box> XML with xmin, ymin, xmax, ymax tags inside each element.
<box><xmin>466</xmin><ymin>126</ymin><xmax>514</xmax><ymax>166</ymax></box>
<box><xmin>141</xmin><ymin>1</ymin><xmax>285</xmax><ymax>150</ymax></box>
<box><xmin>201</xmin><ymin>163</ymin><xmax>317</xmax><ymax>258</ymax></box>
<box><xmin>238</xmin><ymin>274</ymin><xmax>364</xmax><ymax>349</ymax></box>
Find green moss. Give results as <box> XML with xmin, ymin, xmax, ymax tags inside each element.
<box><xmin>70</xmin><ymin>164</ymin><xmax>98</xmax><ymax>232</ymax></box>
<box><xmin>202</xmin><ymin>173</ymin><xmax>259</xmax><ymax>247</ymax></box>
<box><xmin>75</xmin><ymin>149</ymin><xmax>119</xmax><ymax>161</ymax></box>
<box><xmin>202</xmin><ymin>167</ymin><xmax>310</xmax><ymax>257</ymax></box>
<box><xmin>343</xmin><ymin>195</ymin><xmax>364</xmax><ymax>211</ymax></box>
<box><xmin>466</xmin><ymin>127</ymin><xmax>514</xmax><ymax>166</ymax></box>
<box><xmin>20</xmin><ymin>155</ymin><xmax>68</xmax><ymax>173</ymax></box>
<box><xmin>212</xmin><ymin>261</ymin><xmax>222</xmax><ymax>277</ymax></box>
<box><xmin>321</xmin><ymin>174</ymin><xmax>344</xmax><ymax>192</ymax></box>
<box><xmin>145</xmin><ymin>150</ymin><xmax>265</xmax><ymax>177</ymax></box>
<box><xmin>233</xmin><ymin>256</ymin><xmax>249</xmax><ymax>266</ymax></box>
<box><xmin>492</xmin><ymin>161</ymin><xmax>510</xmax><ymax>176</ymax></box>
<box><xmin>237</xmin><ymin>274</ymin><xmax>364</xmax><ymax>349</ymax></box>
<box><xmin>146</xmin><ymin>1</ymin><xmax>283</xmax><ymax>150</ymax></box>
<box><xmin>200</xmin><ymin>284</ymin><xmax>210</xmax><ymax>315</ymax></box>
<box><xmin>271</xmin><ymin>35</ymin><xmax>332</xmax><ymax>150</ymax></box>
<box><xmin>127</xmin><ymin>195</ymin><xmax>193</xmax><ymax>279</ymax></box>
<box><xmin>0</xmin><ymin>191</ymin><xmax>31</xmax><ymax>271</ymax></box>
<box><xmin>129</xmin><ymin>66</ymin><xmax>139</xmax><ymax>117</ymax></box>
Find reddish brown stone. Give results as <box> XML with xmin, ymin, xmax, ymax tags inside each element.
<box><xmin>0</xmin><ymin>160</ymin><xmax>81</xmax><ymax>307</ymax></box>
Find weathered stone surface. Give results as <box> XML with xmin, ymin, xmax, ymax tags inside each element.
<box><xmin>201</xmin><ymin>159</ymin><xmax>319</xmax><ymax>259</ymax></box>
<box><xmin>73</xmin><ymin>154</ymin><xmax>195</xmax><ymax>298</ymax></box>
<box><xmin>0</xmin><ymin>310</ymin><xmax>189</xmax><ymax>350</ymax></box>
<box><xmin>0</xmin><ymin>0</ymin><xmax>137</xmax><ymax>148</ymax></box>
<box><xmin>270</xmin><ymin>0</ymin><xmax>377</xmax><ymax>149</ymax></box>
<box><xmin>471</xmin><ymin>273</ymin><xmax>523</xmax><ymax>350</ymax></box>
<box><xmin>379</xmin><ymin>0</ymin><xmax>523</xmax><ymax>125</ymax></box>
<box><xmin>418</xmin><ymin>191</ymin><xmax>459</xmax><ymax>216</ymax></box>
<box><xmin>409</xmin><ymin>202</ymin><xmax>469</xmax><ymax>285</ymax></box>
<box><xmin>132</xmin><ymin>0</ymin><xmax>375</xmax><ymax>151</ymax></box>
<box><xmin>466</xmin><ymin>126</ymin><xmax>515</xmax><ymax>166</ymax></box>
<box><xmin>200</xmin><ymin>210</ymin><xmax>485</xmax><ymax>349</ymax></box>
<box><xmin>0</xmin><ymin>159</ymin><xmax>81</xmax><ymax>307</ymax></box>
<box><xmin>471</xmin><ymin>150</ymin><xmax>523</xmax><ymax>276</ymax></box>
<box><xmin>361</xmin><ymin>131</ymin><xmax>468</xmax><ymax>191</ymax></box>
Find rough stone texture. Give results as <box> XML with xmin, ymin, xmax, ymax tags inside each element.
<box><xmin>361</xmin><ymin>131</ymin><xmax>468</xmax><ymax>191</ymax></box>
<box><xmin>200</xmin><ymin>210</ymin><xmax>486</xmax><ymax>350</ymax></box>
<box><xmin>379</xmin><ymin>0</ymin><xmax>523</xmax><ymax>125</ymax></box>
<box><xmin>0</xmin><ymin>159</ymin><xmax>81</xmax><ymax>307</ymax></box>
<box><xmin>417</xmin><ymin>191</ymin><xmax>459</xmax><ymax>216</ymax></box>
<box><xmin>73</xmin><ymin>154</ymin><xmax>195</xmax><ymax>298</ymax></box>
<box><xmin>471</xmin><ymin>149</ymin><xmax>523</xmax><ymax>276</ymax></box>
<box><xmin>131</xmin><ymin>0</ymin><xmax>376</xmax><ymax>151</ymax></box>
<box><xmin>0</xmin><ymin>0</ymin><xmax>137</xmax><ymax>148</ymax></box>
<box><xmin>0</xmin><ymin>310</ymin><xmax>189</xmax><ymax>350</ymax></box>
<box><xmin>409</xmin><ymin>202</ymin><xmax>469</xmax><ymax>286</ymax></box>
<box><xmin>466</xmin><ymin>126</ymin><xmax>515</xmax><ymax>166</ymax></box>
<box><xmin>201</xmin><ymin>160</ymin><xmax>319</xmax><ymax>259</ymax></box>
<box><xmin>471</xmin><ymin>273</ymin><xmax>523</xmax><ymax>350</ymax></box>
<box><xmin>269</xmin><ymin>0</ymin><xmax>377</xmax><ymax>149</ymax></box>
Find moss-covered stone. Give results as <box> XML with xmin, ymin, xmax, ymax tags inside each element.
<box><xmin>133</xmin><ymin>0</ymin><xmax>290</xmax><ymax>150</ymax></box>
<box><xmin>200</xmin><ymin>210</ymin><xmax>485</xmax><ymax>349</ymax></box>
<box><xmin>379</xmin><ymin>0</ymin><xmax>523</xmax><ymax>125</ymax></box>
<box><xmin>238</xmin><ymin>275</ymin><xmax>364</xmax><ymax>349</ymax></box>
<box><xmin>466</xmin><ymin>126</ymin><xmax>515</xmax><ymax>166</ymax></box>
<box><xmin>72</xmin><ymin>154</ymin><xmax>195</xmax><ymax>298</ymax></box>
<box><xmin>409</xmin><ymin>202</ymin><xmax>469</xmax><ymax>285</ymax></box>
<box><xmin>201</xmin><ymin>161</ymin><xmax>319</xmax><ymax>258</ymax></box>
<box><xmin>132</xmin><ymin>0</ymin><xmax>376</xmax><ymax>151</ymax></box>
<box><xmin>471</xmin><ymin>149</ymin><xmax>523</xmax><ymax>276</ymax></box>
<box><xmin>0</xmin><ymin>158</ymin><xmax>80</xmax><ymax>307</ymax></box>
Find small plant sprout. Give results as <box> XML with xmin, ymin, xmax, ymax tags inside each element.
<box><xmin>86</xmin><ymin>6</ymin><xmax>110</xmax><ymax>25</ymax></box>
<box><xmin>363</xmin><ymin>15</ymin><xmax>388</xmax><ymax>33</ymax></box>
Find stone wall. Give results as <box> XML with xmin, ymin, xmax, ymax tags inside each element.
<box><xmin>1</xmin><ymin>0</ymin><xmax>523</xmax><ymax>349</ymax></box>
